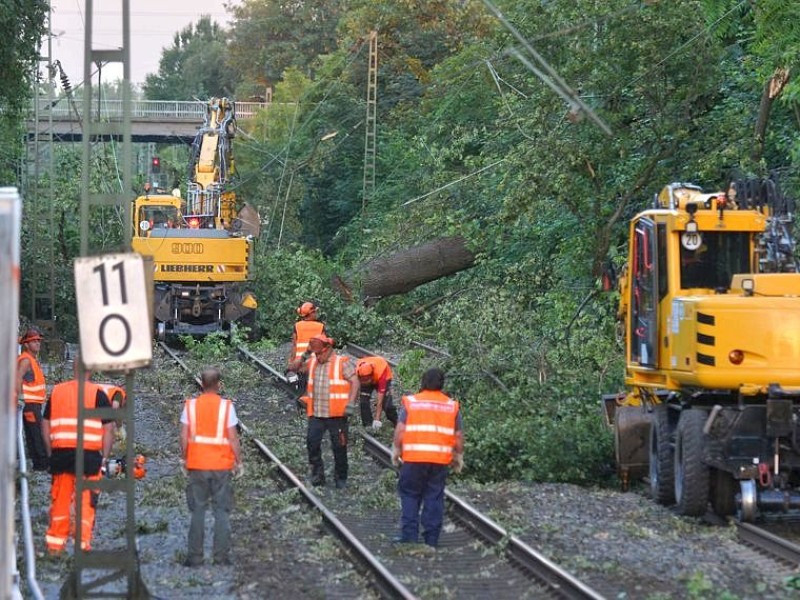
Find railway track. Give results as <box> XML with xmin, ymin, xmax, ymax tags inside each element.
<box><xmin>160</xmin><ymin>341</ymin><xmax>606</xmax><ymax>599</ymax></box>
<box><xmin>736</xmin><ymin>521</ymin><xmax>800</xmax><ymax>566</ymax></box>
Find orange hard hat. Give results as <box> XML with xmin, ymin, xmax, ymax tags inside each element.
<box><xmin>309</xmin><ymin>333</ymin><xmax>334</xmax><ymax>347</ymax></box>
<box><xmin>297</xmin><ymin>301</ymin><xmax>317</xmax><ymax>317</ymax></box>
<box><xmin>19</xmin><ymin>327</ymin><xmax>43</xmax><ymax>344</ymax></box>
<box><xmin>357</xmin><ymin>361</ymin><xmax>374</xmax><ymax>378</ymax></box>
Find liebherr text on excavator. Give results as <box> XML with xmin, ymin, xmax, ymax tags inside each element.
<box><xmin>131</xmin><ymin>97</ymin><xmax>260</xmax><ymax>339</ymax></box>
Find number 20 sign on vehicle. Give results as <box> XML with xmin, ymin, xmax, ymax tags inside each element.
<box><xmin>74</xmin><ymin>253</ymin><xmax>152</xmax><ymax>371</ymax></box>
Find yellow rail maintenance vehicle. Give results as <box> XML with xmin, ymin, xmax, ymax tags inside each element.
<box><xmin>605</xmin><ymin>179</ymin><xmax>800</xmax><ymax>520</ymax></box>
<box><xmin>131</xmin><ymin>98</ymin><xmax>259</xmax><ymax>339</ymax></box>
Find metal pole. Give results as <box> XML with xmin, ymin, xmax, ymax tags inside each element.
<box><xmin>0</xmin><ymin>188</ymin><xmax>23</xmax><ymax>599</ymax></box>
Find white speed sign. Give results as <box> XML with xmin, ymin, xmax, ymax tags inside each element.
<box><xmin>74</xmin><ymin>253</ymin><xmax>152</xmax><ymax>370</ymax></box>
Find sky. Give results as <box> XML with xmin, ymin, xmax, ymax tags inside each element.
<box><xmin>43</xmin><ymin>0</ymin><xmax>241</xmax><ymax>87</ymax></box>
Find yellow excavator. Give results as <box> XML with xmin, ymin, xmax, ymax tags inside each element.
<box><xmin>605</xmin><ymin>179</ymin><xmax>800</xmax><ymax>520</ymax></box>
<box><xmin>131</xmin><ymin>98</ymin><xmax>259</xmax><ymax>339</ymax></box>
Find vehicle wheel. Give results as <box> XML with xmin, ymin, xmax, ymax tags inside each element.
<box><xmin>674</xmin><ymin>409</ymin><xmax>710</xmax><ymax>516</ymax></box>
<box><xmin>649</xmin><ymin>404</ymin><xmax>675</xmax><ymax>505</ymax></box>
<box><xmin>710</xmin><ymin>468</ymin><xmax>737</xmax><ymax>516</ymax></box>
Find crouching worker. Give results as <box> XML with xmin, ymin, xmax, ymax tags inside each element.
<box><xmin>356</xmin><ymin>356</ymin><xmax>398</xmax><ymax>430</ymax></box>
<box><xmin>42</xmin><ymin>360</ymin><xmax>114</xmax><ymax>554</ymax></box>
<box><xmin>180</xmin><ymin>367</ymin><xmax>242</xmax><ymax>567</ymax></box>
<box><xmin>392</xmin><ymin>368</ymin><xmax>464</xmax><ymax>548</ymax></box>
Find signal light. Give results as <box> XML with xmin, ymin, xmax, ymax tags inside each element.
<box><xmin>151</xmin><ymin>156</ymin><xmax>161</xmax><ymax>173</ymax></box>
<box><xmin>728</xmin><ymin>350</ymin><xmax>744</xmax><ymax>365</ymax></box>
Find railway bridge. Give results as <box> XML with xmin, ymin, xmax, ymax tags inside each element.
<box><xmin>25</xmin><ymin>99</ymin><xmax>267</xmax><ymax>143</ymax></box>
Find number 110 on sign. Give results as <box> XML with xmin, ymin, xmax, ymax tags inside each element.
<box><xmin>74</xmin><ymin>253</ymin><xmax>152</xmax><ymax>370</ymax></box>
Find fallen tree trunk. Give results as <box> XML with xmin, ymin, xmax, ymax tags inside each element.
<box><xmin>333</xmin><ymin>235</ymin><xmax>475</xmax><ymax>302</ymax></box>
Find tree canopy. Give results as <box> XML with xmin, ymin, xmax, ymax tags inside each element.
<box><xmin>142</xmin><ymin>16</ymin><xmax>237</xmax><ymax>101</ymax></box>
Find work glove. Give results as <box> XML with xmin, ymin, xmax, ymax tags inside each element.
<box><xmin>371</xmin><ymin>419</ymin><xmax>383</xmax><ymax>431</ymax></box>
<box><xmin>179</xmin><ymin>459</ymin><xmax>188</xmax><ymax>477</ymax></box>
<box><xmin>344</xmin><ymin>404</ymin><xmax>355</xmax><ymax>417</ymax></box>
<box><xmin>391</xmin><ymin>445</ymin><xmax>402</xmax><ymax>467</ymax></box>
<box><xmin>17</xmin><ymin>395</ymin><xmax>25</xmax><ymax>410</ymax></box>
<box><xmin>233</xmin><ymin>463</ymin><xmax>245</xmax><ymax>479</ymax></box>
<box><xmin>451</xmin><ymin>453</ymin><xmax>464</xmax><ymax>475</ymax></box>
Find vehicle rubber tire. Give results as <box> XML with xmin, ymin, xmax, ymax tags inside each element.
<box><xmin>649</xmin><ymin>404</ymin><xmax>675</xmax><ymax>505</ymax></box>
<box><xmin>674</xmin><ymin>409</ymin><xmax>710</xmax><ymax>516</ymax></box>
<box><xmin>710</xmin><ymin>468</ymin><xmax>737</xmax><ymax>516</ymax></box>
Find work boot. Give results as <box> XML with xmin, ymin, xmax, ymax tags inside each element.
<box><xmin>335</xmin><ymin>479</ymin><xmax>347</xmax><ymax>490</ymax></box>
<box><xmin>310</xmin><ymin>465</ymin><xmax>325</xmax><ymax>487</ymax></box>
<box><xmin>182</xmin><ymin>557</ymin><xmax>203</xmax><ymax>568</ymax></box>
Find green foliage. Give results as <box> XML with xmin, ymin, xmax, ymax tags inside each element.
<box><xmin>227</xmin><ymin>0</ymin><xmax>344</xmax><ymax>90</ymax></box>
<box><xmin>142</xmin><ymin>16</ymin><xmax>236</xmax><ymax>101</ymax></box>
<box><xmin>181</xmin><ymin>332</ymin><xmax>232</xmax><ymax>363</ymax></box>
<box><xmin>0</xmin><ymin>1</ymin><xmax>47</xmax><ymax>182</ymax></box>
<box><xmin>250</xmin><ymin>246</ymin><xmax>386</xmax><ymax>346</ymax></box>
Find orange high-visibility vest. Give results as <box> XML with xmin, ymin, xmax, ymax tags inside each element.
<box><xmin>358</xmin><ymin>356</ymin><xmax>393</xmax><ymax>385</ymax></box>
<box><xmin>293</xmin><ymin>320</ymin><xmax>325</xmax><ymax>360</ymax></box>
<box><xmin>401</xmin><ymin>390</ymin><xmax>459</xmax><ymax>465</ymax></box>
<box><xmin>306</xmin><ymin>354</ymin><xmax>351</xmax><ymax>417</ymax></box>
<box><xmin>184</xmin><ymin>393</ymin><xmax>235</xmax><ymax>471</ymax></box>
<box><xmin>97</xmin><ymin>383</ymin><xmax>126</xmax><ymax>407</ymax></box>
<box><xmin>49</xmin><ymin>380</ymin><xmax>104</xmax><ymax>451</ymax></box>
<box><xmin>18</xmin><ymin>351</ymin><xmax>46</xmax><ymax>404</ymax></box>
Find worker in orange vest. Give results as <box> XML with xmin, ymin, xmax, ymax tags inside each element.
<box><xmin>288</xmin><ymin>301</ymin><xmax>327</xmax><ymax>392</ymax></box>
<box><xmin>288</xmin><ymin>334</ymin><xmax>359</xmax><ymax>489</ymax></box>
<box><xmin>356</xmin><ymin>356</ymin><xmax>398</xmax><ymax>430</ymax></box>
<box><xmin>42</xmin><ymin>360</ymin><xmax>114</xmax><ymax>554</ymax></box>
<box><xmin>17</xmin><ymin>327</ymin><xmax>49</xmax><ymax>471</ymax></box>
<box><xmin>180</xmin><ymin>368</ymin><xmax>242</xmax><ymax>567</ymax></box>
<box><xmin>392</xmin><ymin>368</ymin><xmax>464</xmax><ymax>547</ymax></box>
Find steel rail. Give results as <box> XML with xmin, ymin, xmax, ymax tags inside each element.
<box><xmin>243</xmin><ymin>426</ymin><xmax>416</xmax><ymax>600</ymax></box>
<box><xmin>737</xmin><ymin>522</ymin><xmax>800</xmax><ymax>565</ymax></box>
<box><xmin>346</xmin><ymin>343</ymin><xmax>604</xmax><ymax>598</ymax></box>
<box><xmin>160</xmin><ymin>342</ymin><xmax>415</xmax><ymax>599</ymax></box>
<box><xmin>361</xmin><ymin>433</ymin><xmax>605</xmax><ymax>600</ymax></box>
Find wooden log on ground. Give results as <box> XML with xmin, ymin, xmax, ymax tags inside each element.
<box><xmin>333</xmin><ymin>235</ymin><xmax>475</xmax><ymax>303</ymax></box>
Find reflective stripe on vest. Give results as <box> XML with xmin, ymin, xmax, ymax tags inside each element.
<box><xmin>18</xmin><ymin>351</ymin><xmax>46</xmax><ymax>404</ymax></box>
<box><xmin>401</xmin><ymin>391</ymin><xmax>459</xmax><ymax>465</ymax></box>
<box><xmin>185</xmin><ymin>393</ymin><xmax>235</xmax><ymax>470</ymax></box>
<box><xmin>49</xmin><ymin>380</ymin><xmax>104</xmax><ymax>451</ymax></box>
<box><xmin>293</xmin><ymin>321</ymin><xmax>325</xmax><ymax>359</ymax></box>
<box><xmin>306</xmin><ymin>354</ymin><xmax>350</xmax><ymax>417</ymax></box>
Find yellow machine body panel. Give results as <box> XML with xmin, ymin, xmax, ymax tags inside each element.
<box><xmin>610</xmin><ymin>182</ymin><xmax>800</xmax><ymax>515</ymax></box>
<box><xmin>131</xmin><ymin>194</ymin><xmax>253</xmax><ymax>283</ymax></box>
<box><xmin>664</xmin><ymin>294</ymin><xmax>800</xmax><ymax>389</ymax></box>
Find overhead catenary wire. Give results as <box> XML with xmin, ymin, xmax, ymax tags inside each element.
<box><xmin>481</xmin><ymin>0</ymin><xmax>612</xmax><ymax>136</ymax></box>
<box><xmin>401</xmin><ymin>159</ymin><xmax>505</xmax><ymax>207</ymax></box>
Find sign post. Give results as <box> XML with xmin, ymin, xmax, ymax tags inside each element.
<box><xmin>74</xmin><ymin>253</ymin><xmax>152</xmax><ymax>370</ymax></box>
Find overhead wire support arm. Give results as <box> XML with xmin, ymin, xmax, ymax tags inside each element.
<box><xmin>481</xmin><ymin>0</ymin><xmax>612</xmax><ymax>137</ymax></box>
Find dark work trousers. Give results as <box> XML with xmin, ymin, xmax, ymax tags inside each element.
<box><xmin>186</xmin><ymin>469</ymin><xmax>234</xmax><ymax>564</ymax></box>
<box><xmin>398</xmin><ymin>462</ymin><xmax>449</xmax><ymax>546</ymax></box>
<box><xmin>306</xmin><ymin>416</ymin><xmax>348</xmax><ymax>484</ymax></box>
<box><xmin>359</xmin><ymin>384</ymin><xmax>398</xmax><ymax>427</ymax></box>
<box><xmin>22</xmin><ymin>403</ymin><xmax>49</xmax><ymax>471</ymax></box>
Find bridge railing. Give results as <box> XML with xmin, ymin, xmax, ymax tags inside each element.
<box><xmin>29</xmin><ymin>99</ymin><xmax>267</xmax><ymax>120</ymax></box>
